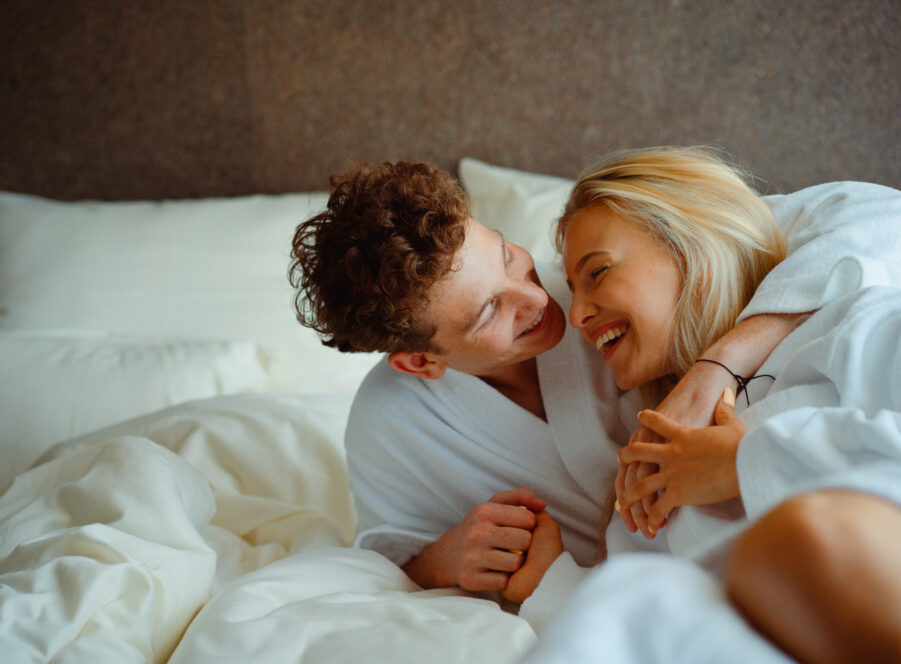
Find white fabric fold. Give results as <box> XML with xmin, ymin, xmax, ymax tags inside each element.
<box><xmin>519</xmin><ymin>555</ymin><xmax>792</xmax><ymax>664</ymax></box>
<box><xmin>0</xmin><ymin>437</ymin><xmax>217</xmax><ymax>663</ymax></box>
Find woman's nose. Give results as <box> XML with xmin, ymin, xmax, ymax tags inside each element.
<box><xmin>568</xmin><ymin>292</ymin><xmax>595</xmax><ymax>329</ymax></box>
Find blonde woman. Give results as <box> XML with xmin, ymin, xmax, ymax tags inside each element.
<box><xmin>524</xmin><ymin>147</ymin><xmax>901</xmax><ymax>663</ymax></box>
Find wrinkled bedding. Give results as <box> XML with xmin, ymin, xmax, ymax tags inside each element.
<box><xmin>0</xmin><ymin>395</ymin><xmax>536</xmax><ymax>663</ymax></box>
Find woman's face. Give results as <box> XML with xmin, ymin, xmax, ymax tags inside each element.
<box><xmin>563</xmin><ymin>204</ymin><xmax>683</xmax><ymax>391</ymax></box>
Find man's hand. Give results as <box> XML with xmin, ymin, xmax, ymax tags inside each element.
<box><xmin>402</xmin><ymin>488</ymin><xmax>546</xmax><ymax>591</ymax></box>
<box><xmin>502</xmin><ymin>510</ymin><xmax>564</xmax><ymax>604</ymax></box>
<box><xmin>618</xmin><ymin>390</ymin><xmax>745</xmax><ymax>533</ymax></box>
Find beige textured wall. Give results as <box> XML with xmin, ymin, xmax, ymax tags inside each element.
<box><xmin>1</xmin><ymin>0</ymin><xmax>899</xmax><ymax>200</ymax></box>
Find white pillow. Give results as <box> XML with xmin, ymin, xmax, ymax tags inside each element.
<box><xmin>459</xmin><ymin>158</ymin><xmax>574</xmax><ymax>264</ymax></box>
<box><xmin>0</xmin><ymin>331</ymin><xmax>272</xmax><ymax>492</ymax></box>
<box><xmin>0</xmin><ymin>191</ymin><xmax>324</xmax><ymax>343</ymax></box>
<box><xmin>0</xmin><ymin>190</ymin><xmax>381</xmax><ymax>395</ymax></box>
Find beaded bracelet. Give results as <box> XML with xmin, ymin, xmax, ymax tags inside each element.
<box><xmin>694</xmin><ymin>358</ymin><xmax>775</xmax><ymax>406</ymax></box>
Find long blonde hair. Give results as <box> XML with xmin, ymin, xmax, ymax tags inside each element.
<box><xmin>556</xmin><ymin>146</ymin><xmax>786</xmax><ymax>407</ymax></box>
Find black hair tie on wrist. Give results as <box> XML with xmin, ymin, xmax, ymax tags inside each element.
<box><xmin>694</xmin><ymin>358</ymin><xmax>775</xmax><ymax>406</ymax></box>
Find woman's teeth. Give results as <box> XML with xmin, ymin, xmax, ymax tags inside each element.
<box><xmin>523</xmin><ymin>308</ymin><xmax>545</xmax><ymax>334</ymax></box>
<box><xmin>595</xmin><ymin>325</ymin><xmax>628</xmax><ymax>352</ymax></box>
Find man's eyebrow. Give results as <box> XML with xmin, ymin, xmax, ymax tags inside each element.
<box><xmin>462</xmin><ymin>231</ymin><xmax>507</xmax><ymax>332</ymax></box>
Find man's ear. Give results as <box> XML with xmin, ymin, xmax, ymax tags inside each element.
<box><xmin>388</xmin><ymin>351</ymin><xmax>447</xmax><ymax>380</ymax></box>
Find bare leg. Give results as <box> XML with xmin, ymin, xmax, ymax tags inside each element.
<box><xmin>726</xmin><ymin>490</ymin><xmax>901</xmax><ymax>664</ymax></box>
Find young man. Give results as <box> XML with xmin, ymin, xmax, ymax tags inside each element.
<box><xmin>289</xmin><ymin>161</ymin><xmax>815</xmax><ymax>605</ymax></box>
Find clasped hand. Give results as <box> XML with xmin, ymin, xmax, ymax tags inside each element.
<box><xmin>616</xmin><ymin>390</ymin><xmax>746</xmax><ymax>536</ymax></box>
<box><xmin>408</xmin><ymin>487</ymin><xmax>563</xmax><ymax>603</ymax></box>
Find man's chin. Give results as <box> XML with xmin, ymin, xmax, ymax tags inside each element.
<box><xmin>544</xmin><ymin>301</ymin><xmax>567</xmax><ymax>349</ymax></box>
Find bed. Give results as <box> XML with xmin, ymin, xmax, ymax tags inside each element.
<box><xmin>0</xmin><ymin>159</ymin><xmax>572</xmax><ymax>663</ymax></box>
<box><xmin>3</xmin><ymin>3</ymin><xmax>898</xmax><ymax>661</ymax></box>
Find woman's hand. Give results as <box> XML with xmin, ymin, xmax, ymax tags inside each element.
<box><xmin>615</xmin><ymin>444</ymin><xmax>663</xmax><ymax>538</ymax></box>
<box><xmin>616</xmin><ymin>360</ymin><xmax>733</xmax><ymax>537</ymax></box>
<box><xmin>617</xmin><ymin>389</ymin><xmax>745</xmax><ymax>534</ymax></box>
<box><xmin>614</xmin><ymin>312</ymin><xmax>807</xmax><ymax>536</ymax></box>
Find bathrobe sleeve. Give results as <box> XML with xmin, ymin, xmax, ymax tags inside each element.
<box><xmin>738</xmin><ymin>287</ymin><xmax>901</xmax><ymax>520</ymax></box>
<box><xmin>344</xmin><ymin>362</ymin><xmax>469</xmax><ymax>567</ymax></box>
<box><xmin>741</xmin><ymin>181</ymin><xmax>901</xmax><ymax>319</ymax></box>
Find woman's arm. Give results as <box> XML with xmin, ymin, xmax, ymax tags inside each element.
<box><xmin>616</xmin><ymin>312</ymin><xmax>807</xmax><ymax>537</ymax></box>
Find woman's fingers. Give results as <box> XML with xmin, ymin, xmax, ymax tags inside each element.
<box><xmin>619</xmin><ymin>441</ymin><xmax>668</xmax><ymax>465</ymax></box>
<box><xmin>622</xmin><ymin>469</ymin><xmax>668</xmax><ymax>507</ymax></box>
<box><xmin>637</xmin><ymin>409</ymin><xmax>685</xmax><ymax>439</ymax></box>
<box><xmin>616</xmin><ymin>462</ymin><xmax>638</xmax><ymax>532</ymax></box>
<box><xmin>628</xmin><ymin>462</ymin><xmax>654</xmax><ymax>538</ymax></box>
<box><xmin>714</xmin><ymin>388</ymin><xmax>738</xmax><ymax>425</ymax></box>
<box><xmin>647</xmin><ymin>491</ymin><xmax>680</xmax><ymax>533</ymax></box>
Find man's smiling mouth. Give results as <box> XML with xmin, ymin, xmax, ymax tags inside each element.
<box><xmin>521</xmin><ymin>308</ymin><xmax>545</xmax><ymax>336</ymax></box>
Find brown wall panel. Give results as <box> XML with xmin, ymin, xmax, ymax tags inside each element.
<box><xmin>1</xmin><ymin>0</ymin><xmax>899</xmax><ymax>200</ymax></box>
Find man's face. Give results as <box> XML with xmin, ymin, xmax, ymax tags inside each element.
<box><xmin>423</xmin><ymin>218</ymin><xmax>567</xmax><ymax>380</ymax></box>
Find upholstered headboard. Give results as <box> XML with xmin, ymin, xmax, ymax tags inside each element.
<box><xmin>2</xmin><ymin>0</ymin><xmax>898</xmax><ymax>200</ymax></box>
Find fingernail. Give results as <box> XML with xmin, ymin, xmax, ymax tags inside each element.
<box><xmin>648</xmin><ymin>525</ymin><xmax>657</xmax><ymax>535</ymax></box>
<box><xmin>510</xmin><ymin>549</ymin><xmax>524</xmax><ymax>555</ymax></box>
<box><xmin>723</xmin><ymin>388</ymin><xmax>735</xmax><ymax>407</ymax></box>
<box><xmin>614</xmin><ymin>500</ymin><xmax>621</xmax><ymax>511</ymax></box>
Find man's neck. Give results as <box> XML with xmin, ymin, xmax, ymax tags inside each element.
<box><xmin>479</xmin><ymin>358</ymin><xmax>546</xmax><ymax>421</ymax></box>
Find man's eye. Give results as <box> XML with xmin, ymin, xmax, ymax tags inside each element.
<box><xmin>488</xmin><ymin>300</ymin><xmax>500</xmax><ymax>322</ymax></box>
<box><xmin>480</xmin><ymin>300</ymin><xmax>499</xmax><ymax>329</ymax></box>
<box><xmin>591</xmin><ymin>266</ymin><xmax>607</xmax><ymax>280</ymax></box>
<box><xmin>504</xmin><ymin>245</ymin><xmax>512</xmax><ymax>265</ymax></box>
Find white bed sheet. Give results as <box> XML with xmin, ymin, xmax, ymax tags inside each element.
<box><xmin>0</xmin><ymin>394</ymin><xmax>537</xmax><ymax>663</ymax></box>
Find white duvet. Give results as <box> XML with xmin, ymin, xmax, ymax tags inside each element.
<box><xmin>0</xmin><ymin>395</ymin><xmax>536</xmax><ymax>663</ymax></box>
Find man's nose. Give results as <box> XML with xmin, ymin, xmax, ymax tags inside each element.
<box><xmin>511</xmin><ymin>277</ymin><xmax>548</xmax><ymax>311</ymax></box>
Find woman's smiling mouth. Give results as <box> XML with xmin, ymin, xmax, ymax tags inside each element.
<box><xmin>592</xmin><ymin>322</ymin><xmax>629</xmax><ymax>356</ymax></box>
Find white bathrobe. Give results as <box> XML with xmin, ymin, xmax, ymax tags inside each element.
<box><xmin>521</xmin><ymin>286</ymin><xmax>901</xmax><ymax>664</ymax></box>
<box><xmin>519</xmin><ymin>181</ymin><xmax>901</xmax><ymax>635</ymax></box>
<box><xmin>349</xmin><ymin>180</ymin><xmax>901</xmax><ymax>557</ymax></box>
<box><xmin>347</xmin><ymin>260</ymin><xmax>625</xmax><ymax>568</ymax></box>
<box><xmin>347</xmin><ymin>180</ymin><xmax>901</xmax><ymax>643</ymax></box>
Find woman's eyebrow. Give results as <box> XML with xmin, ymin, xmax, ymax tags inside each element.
<box><xmin>575</xmin><ymin>250</ymin><xmax>610</xmax><ymax>272</ymax></box>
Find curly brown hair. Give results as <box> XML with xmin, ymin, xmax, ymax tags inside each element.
<box><xmin>289</xmin><ymin>162</ymin><xmax>469</xmax><ymax>353</ymax></box>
